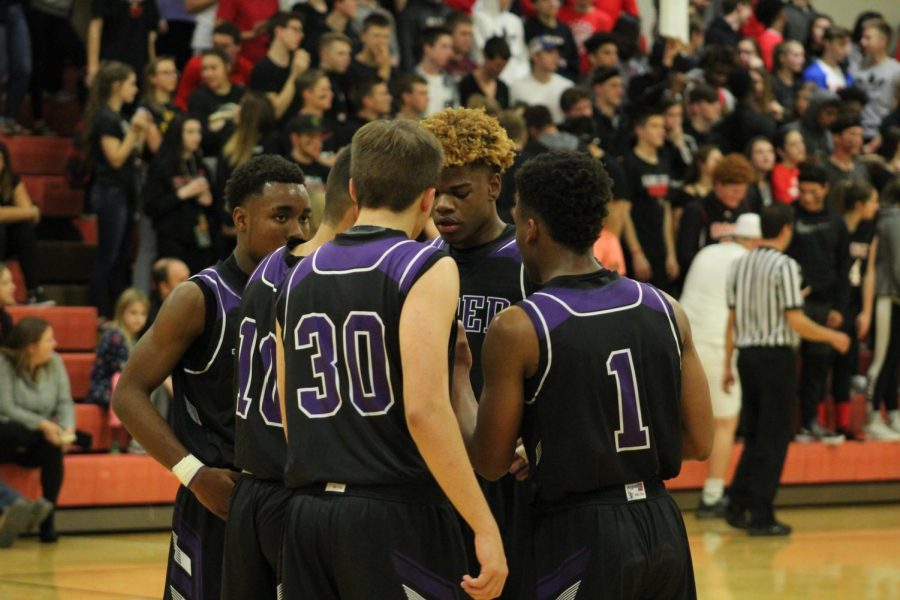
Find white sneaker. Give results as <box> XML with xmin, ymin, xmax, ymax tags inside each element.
<box><xmin>865</xmin><ymin>418</ymin><xmax>900</xmax><ymax>441</ymax></box>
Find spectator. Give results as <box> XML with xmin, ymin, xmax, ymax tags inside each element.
<box><xmin>0</xmin><ymin>262</ymin><xmax>14</xmax><ymax>341</ymax></box>
<box><xmin>87</xmin><ymin>289</ymin><xmax>150</xmax><ymax>408</ymax></box>
<box><xmin>186</xmin><ymin>0</ymin><xmax>217</xmax><ymax>55</ymax></box>
<box><xmin>318</xmin><ymin>32</ymin><xmax>353</xmax><ymax>123</ymax></box>
<box><xmin>0</xmin><ymin>142</ymin><xmax>42</xmax><ymax>303</ymax></box>
<box><xmin>87</xmin><ymin>0</ymin><xmax>159</xmax><ymax>86</ymax></box>
<box><xmin>343</xmin><ymin>77</ymin><xmax>392</xmax><ymax>142</ymax></box>
<box><xmin>215</xmin><ymin>0</ymin><xmax>278</xmax><ymax>65</ymax></box>
<box><xmin>416</xmin><ymin>27</ymin><xmax>459</xmax><ymax>116</ymax></box>
<box><xmin>754</xmin><ymin>0</ymin><xmax>786</xmax><ymax>71</ymax></box>
<box><xmin>496</xmin><ymin>108</ymin><xmax>527</xmax><ymax>221</ymax></box>
<box><xmin>724</xmin><ymin>204</ymin><xmax>849</xmax><ymax>536</ymax></box>
<box><xmin>559</xmin><ymin>85</ymin><xmax>591</xmax><ymax>120</ymax></box>
<box><xmin>788</xmin><ymin>162</ymin><xmax>851</xmax><ymax>444</ymax></box>
<box><xmin>144</xmin><ymin>116</ymin><xmax>219</xmax><ymax>275</ymax></box>
<box><xmin>805</xmin><ymin>13</ymin><xmax>833</xmax><ymax>60</ymax></box>
<box><xmin>146</xmin><ymin>257</ymin><xmax>189</xmax><ymax>330</ymax></box>
<box><xmin>802</xmin><ymin>25</ymin><xmax>853</xmax><ymax>92</ymax></box>
<box><xmin>582</xmin><ymin>31</ymin><xmax>618</xmax><ymax>79</ymax></box>
<box><xmin>297</xmin><ymin>69</ymin><xmax>335</xmax><ymax>123</ymax></box>
<box><xmin>852</xmin><ymin>21</ymin><xmax>900</xmax><ymax>143</ymax></box>
<box><xmin>783</xmin><ymin>0</ymin><xmax>818</xmax><ymax>46</ymax></box>
<box><xmin>286</xmin><ymin>114</ymin><xmax>332</xmax><ymax>231</ymax></box>
<box><xmin>678</xmin><ymin>152</ymin><xmax>756</xmax><ymax>274</ymax></box>
<box><xmin>671</xmin><ymin>145</ymin><xmax>722</xmax><ymax>235</ymax></box>
<box><xmin>473</xmin><ymin>0</ymin><xmax>529</xmax><ymax>84</ymax></box>
<box><xmin>0</xmin><ymin>470</ymin><xmax>51</xmax><ymax>548</ymax></box>
<box><xmin>719</xmin><ymin>68</ymin><xmax>777</xmax><ymax>154</ymax></box>
<box><xmin>705</xmin><ymin>0</ymin><xmax>752</xmax><ymax>49</ymax></box>
<box><xmin>746</xmin><ymin>136</ymin><xmax>777</xmax><ymax>211</ymax></box>
<box><xmin>0</xmin><ymin>0</ymin><xmax>32</xmax><ymax>134</ymax></box>
<box><xmin>823</xmin><ymin>115</ymin><xmax>871</xmax><ymax>214</ymax></box>
<box><xmin>661</xmin><ymin>96</ymin><xmax>697</xmax><ymax>190</ymax></box>
<box><xmin>863</xmin><ymin>177</ymin><xmax>900</xmax><ymax>438</ymax></box>
<box><xmin>620</xmin><ymin>108</ymin><xmax>679</xmax><ymax>292</ymax></box>
<box><xmin>684</xmin><ymin>83</ymin><xmax>723</xmax><ymax>147</ymax></box>
<box><xmin>305</xmin><ymin>0</ymin><xmax>360</xmax><ymax>64</ymax></box>
<box><xmin>557</xmin><ymin>0</ymin><xmax>613</xmax><ymax>75</ymax></box>
<box><xmin>0</xmin><ymin>317</ymin><xmax>75</xmax><ymax>543</ymax></box>
<box><xmin>799</xmin><ymin>91</ymin><xmax>840</xmax><ymax>158</ymax></box>
<box><xmin>831</xmin><ymin>180</ymin><xmax>881</xmax><ymax>438</ymax></box>
<box><xmin>772</xmin><ymin>40</ymin><xmax>806</xmax><ymax>120</ymax></box>
<box><xmin>445</xmin><ymin>12</ymin><xmax>476</xmax><ymax>80</ymax></box>
<box><xmin>295</xmin><ymin>0</ymin><xmax>329</xmax><ymax>60</ymax></box>
<box><xmin>681</xmin><ymin>213</ymin><xmax>761</xmax><ymax>518</ymax></box>
<box><xmin>396</xmin><ymin>0</ymin><xmax>452</xmax><ymax>72</ymax></box>
<box><xmin>771</xmin><ymin>127</ymin><xmax>806</xmax><ymax>204</ymax></box>
<box><xmin>837</xmin><ymin>86</ymin><xmax>869</xmax><ymax>122</ymax></box>
<box><xmin>521</xmin><ymin>104</ymin><xmax>580</xmax><ymax>156</ymax></box>
<box><xmin>174</xmin><ymin>22</ymin><xmax>252</xmax><ymax>112</ymax></box>
<box><xmin>524</xmin><ymin>0</ymin><xmax>580</xmax><ymax>82</ymax></box>
<box><xmin>458</xmin><ymin>37</ymin><xmax>510</xmax><ymax>109</ymax></box>
<box><xmin>140</xmin><ymin>57</ymin><xmax>181</xmax><ymax>155</ymax></box>
<box><xmin>736</xmin><ymin>36</ymin><xmax>765</xmax><ymax>71</ymax></box>
<box><xmin>188</xmin><ymin>48</ymin><xmax>246</xmax><ymax>156</ymax></box>
<box><xmin>511</xmin><ymin>36</ymin><xmax>573</xmax><ymax>124</ymax></box>
<box><xmin>155</xmin><ymin>0</ymin><xmax>196</xmax><ymax>69</ymax></box>
<box><xmin>347</xmin><ymin>14</ymin><xmax>396</xmax><ymax>89</ymax></box>
<box><xmin>393</xmin><ymin>73</ymin><xmax>430</xmax><ymax>120</ymax></box>
<box><xmin>249</xmin><ymin>12</ymin><xmax>308</xmax><ymax>124</ymax></box>
<box><xmin>85</xmin><ymin>62</ymin><xmax>152</xmax><ymax>318</ymax></box>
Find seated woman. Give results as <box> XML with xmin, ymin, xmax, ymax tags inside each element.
<box><xmin>0</xmin><ymin>143</ymin><xmax>44</xmax><ymax>303</ymax></box>
<box><xmin>0</xmin><ymin>317</ymin><xmax>74</xmax><ymax>543</ymax></box>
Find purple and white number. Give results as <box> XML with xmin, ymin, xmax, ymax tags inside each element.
<box><xmin>606</xmin><ymin>349</ymin><xmax>651</xmax><ymax>452</ymax></box>
<box><xmin>294</xmin><ymin>314</ymin><xmax>342</xmax><ymax>417</ymax></box>
<box><xmin>343</xmin><ymin>312</ymin><xmax>394</xmax><ymax>415</ymax></box>
<box><xmin>236</xmin><ymin>317</ymin><xmax>258</xmax><ymax>419</ymax></box>
<box><xmin>236</xmin><ymin>318</ymin><xmax>282</xmax><ymax>426</ymax></box>
<box><xmin>257</xmin><ymin>333</ymin><xmax>281</xmax><ymax>425</ymax></box>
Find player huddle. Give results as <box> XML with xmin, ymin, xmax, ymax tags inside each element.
<box><xmin>113</xmin><ymin>108</ymin><xmax>713</xmax><ymax>600</ymax></box>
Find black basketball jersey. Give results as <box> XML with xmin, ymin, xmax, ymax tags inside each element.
<box><xmin>171</xmin><ymin>255</ymin><xmax>249</xmax><ymax>469</ymax></box>
<box><xmin>518</xmin><ymin>270</ymin><xmax>684</xmax><ymax>506</ymax></box>
<box><xmin>429</xmin><ymin>225</ymin><xmax>529</xmax><ymax>395</ymax></box>
<box><xmin>234</xmin><ymin>246</ymin><xmax>302</xmax><ymax>480</ymax></box>
<box><xmin>277</xmin><ymin>227</ymin><xmax>447</xmax><ymax>488</ymax></box>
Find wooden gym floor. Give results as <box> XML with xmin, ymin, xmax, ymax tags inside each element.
<box><xmin>0</xmin><ymin>504</ymin><xmax>898</xmax><ymax>599</ymax></box>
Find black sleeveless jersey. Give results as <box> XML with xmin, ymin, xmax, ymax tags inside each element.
<box><xmin>517</xmin><ymin>270</ymin><xmax>684</xmax><ymax>506</ymax></box>
<box><xmin>429</xmin><ymin>225</ymin><xmax>529</xmax><ymax>395</ymax></box>
<box><xmin>171</xmin><ymin>254</ymin><xmax>249</xmax><ymax>469</ymax></box>
<box><xmin>277</xmin><ymin>227</ymin><xmax>447</xmax><ymax>488</ymax></box>
<box><xmin>234</xmin><ymin>245</ymin><xmax>302</xmax><ymax>480</ymax></box>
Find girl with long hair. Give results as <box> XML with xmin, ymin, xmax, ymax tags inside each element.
<box><xmin>140</xmin><ymin>56</ymin><xmax>182</xmax><ymax>154</ymax></box>
<box><xmin>0</xmin><ymin>141</ymin><xmax>43</xmax><ymax>302</ymax></box>
<box><xmin>144</xmin><ymin>116</ymin><xmax>217</xmax><ymax>274</ymax></box>
<box><xmin>671</xmin><ymin>145</ymin><xmax>722</xmax><ymax>235</ymax></box>
<box><xmin>85</xmin><ymin>61</ymin><xmax>154</xmax><ymax>318</ymax></box>
<box><xmin>0</xmin><ymin>317</ymin><xmax>73</xmax><ymax>542</ymax></box>
<box><xmin>772</xmin><ymin>40</ymin><xmax>805</xmax><ymax>120</ymax></box>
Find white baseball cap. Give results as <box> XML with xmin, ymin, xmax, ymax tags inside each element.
<box><xmin>734</xmin><ymin>213</ymin><xmax>762</xmax><ymax>239</ymax></box>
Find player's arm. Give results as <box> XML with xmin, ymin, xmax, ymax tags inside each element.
<box><xmin>722</xmin><ymin>308</ymin><xmax>737</xmax><ymax>393</ymax></box>
<box><xmin>400</xmin><ymin>256</ymin><xmax>507</xmax><ymax>600</ymax></box>
<box><xmin>275</xmin><ymin>320</ymin><xmax>288</xmax><ymax>441</ymax></box>
<box><xmin>112</xmin><ymin>282</ymin><xmax>239</xmax><ymax>520</ymax></box>
<box><xmin>668</xmin><ymin>295</ymin><xmax>714</xmax><ymax>461</ymax></box>
<box><xmin>471</xmin><ymin>306</ymin><xmax>537</xmax><ymax>480</ymax></box>
<box><xmin>857</xmin><ymin>236</ymin><xmax>878</xmax><ymax>339</ymax></box>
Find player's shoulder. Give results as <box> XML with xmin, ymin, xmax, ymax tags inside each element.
<box><xmin>247</xmin><ymin>245</ymin><xmax>294</xmax><ymax>291</ymax></box>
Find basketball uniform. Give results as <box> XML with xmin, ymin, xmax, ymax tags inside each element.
<box><xmin>222</xmin><ymin>245</ymin><xmax>301</xmax><ymax>600</ymax></box>
<box><xmin>277</xmin><ymin>226</ymin><xmax>467</xmax><ymax>600</ymax></box>
<box><xmin>430</xmin><ymin>225</ymin><xmax>534</xmax><ymax>599</ymax></box>
<box><xmin>165</xmin><ymin>255</ymin><xmax>247</xmax><ymax>600</ymax></box>
<box><xmin>518</xmin><ymin>269</ymin><xmax>696</xmax><ymax>600</ymax></box>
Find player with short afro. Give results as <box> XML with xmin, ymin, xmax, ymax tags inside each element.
<box><xmin>422</xmin><ymin>107</ymin><xmax>531</xmax><ymax>600</ymax></box>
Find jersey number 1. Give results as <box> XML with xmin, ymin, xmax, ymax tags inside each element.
<box><xmin>293</xmin><ymin>312</ymin><xmax>394</xmax><ymax>418</ymax></box>
<box><xmin>606</xmin><ymin>349</ymin><xmax>651</xmax><ymax>452</ymax></box>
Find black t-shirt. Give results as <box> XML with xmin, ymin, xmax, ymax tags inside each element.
<box><xmin>91</xmin><ymin>107</ymin><xmax>137</xmax><ymax>192</ymax></box>
<box><xmin>620</xmin><ymin>151</ymin><xmax>671</xmax><ymax>262</ymax></box>
<box><xmin>676</xmin><ymin>194</ymin><xmax>748</xmax><ymax>273</ymax></box>
<box><xmin>188</xmin><ymin>85</ymin><xmax>245</xmax><ymax>155</ymax></box>
<box><xmin>848</xmin><ymin>219</ymin><xmax>876</xmax><ymax>306</ymax></box>
<box><xmin>289</xmin><ymin>156</ymin><xmax>330</xmax><ymax>188</ymax></box>
<box><xmin>458</xmin><ymin>74</ymin><xmax>509</xmax><ymax>110</ymax></box>
<box><xmin>249</xmin><ymin>56</ymin><xmax>303</xmax><ymax>124</ymax></box>
<box><xmin>325</xmin><ymin>71</ymin><xmax>350</xmax><ymax>123</ymax></box>
<box><xmin>92</xmin><ymin>0</ymin><xmax>159</xmax><ymax>75</ymax></box>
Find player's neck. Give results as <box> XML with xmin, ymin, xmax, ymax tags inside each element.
<box><xmin>233</xmin><ymin>246</ymin><xmax>261</xmax><ymax>275</ymax></box>
<box><xmin>354</xmin><ymin>207</ymin><xmax>420</xmax><ymax>238</ymax></box>
<box><xmin>452</xmin><ymin>215</ymin><xmax>507</xmax><ymax>250</ymax></box>
<box><xmin>534</xmin><ymin>250</ymin><xmax>602</xmax><ymax>284</ymax></box>
<box><xmin>294</xmin><ymin>224</ymin><xmax>339</xmax><ymax>256</ymax></box>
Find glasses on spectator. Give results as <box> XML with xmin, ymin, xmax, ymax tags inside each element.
<box><xmin>157</xmin><ymin>69</ymin><xmax>179</xmax><ymax>75</ymax></box>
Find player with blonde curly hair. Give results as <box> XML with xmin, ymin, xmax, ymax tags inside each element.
<box><xmin>421</xmin><ymin>107</ymin><xmax>531</xmax><ymax>600</ymax></box>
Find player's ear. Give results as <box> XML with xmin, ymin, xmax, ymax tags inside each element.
<box><xmin>420</xmin><ymin>187</ymin><xmax>436</xmax><ymax>215</ymax></box>
<box><xmin>525</xmin><ymin>216</ymin><xmax>538</xmax><ymax>244</ymax></box>
<box><xmin>348</xmin><ymin>178</ymin><xmax>358</xmax><ymax>203</ymax></box>
<box><xmin>488</xmin><ymin>171</ymin><xmax>502</xmax><ymax>202</ymax></box>
<box><xmin>232</xmin><ymin>205</ymin><xmax>249</xmax><ymax>233</ymax></box>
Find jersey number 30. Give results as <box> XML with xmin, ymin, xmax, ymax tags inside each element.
<box><xmin>607</xmin><ymin>349</ymin><xmax>651</xmax><ymax>452</ymax></box>
<box><xmin>293</xmin><ymin>312</ymin><xmax>395</xmax><ymax>418</ymax></box>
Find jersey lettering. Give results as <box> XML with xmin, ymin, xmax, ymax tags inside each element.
<box><xmin>458</xmin><ymin>294</ymin><xmax>512</xmax><ymax>333</ymax></box>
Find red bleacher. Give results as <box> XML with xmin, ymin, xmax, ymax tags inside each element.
<box><xmin>21</xmin><ymin>175</ymin><xmax>84</xmax><ymax>217</ymax></box>
<box><xmin>1</xmin><ymin>135</ymin><xmax>69</xmax><ymax>175</ymax></box>
<box><xmin>7</xmin><ymin>305</ymin><xmax>97</xmax><ymax>351</ymax></box>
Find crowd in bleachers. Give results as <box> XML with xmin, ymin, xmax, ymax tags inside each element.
<box><xmin>0</xmin><ymin>0</ymin><xmax>898</xmax><ymax>544</ymax></box>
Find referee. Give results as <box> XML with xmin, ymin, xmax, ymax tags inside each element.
<box><xmin>723</xmin><ymin>204</ymin><xmax>850</xmax><ymax>536</ymax></box>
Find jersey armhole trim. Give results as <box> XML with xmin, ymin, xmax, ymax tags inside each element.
<box><xmin>521</xmin><ymin>299</ymin><xmax>552</xmax><ymax>406</ymax></box>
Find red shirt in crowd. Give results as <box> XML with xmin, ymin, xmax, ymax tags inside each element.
<box><xmin>757</xmin><ymin>28</ymin><xmax>783</xmax><ymax>71</ymax></box>
<box><xmin>771</xmin><ymin>163</ymin><xmax>799</xmax><ymax>204</ymax></box>
<box><xmin>557</xmin><ymin>4</ymin><xmax>613</xmax><ymax>74</ymax></box>
<box><xmin>173</xmin><ymin>54</ymin><xmax>253</xmax><ymax>112</ymax></box>
<box><xmin>216</xmin><ymin>0</ymin><xmax>278</xmax><ymax>65</ymax></box>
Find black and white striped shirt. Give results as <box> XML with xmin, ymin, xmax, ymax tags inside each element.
<box><xmin>727</xmin><ymin>247</ymin><xmax>805</xmax><ymax>348</ymax></box>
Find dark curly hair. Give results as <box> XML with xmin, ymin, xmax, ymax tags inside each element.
<box><xmin>225</xmin><ymin>154</ymin><xmax>306</xmax><ymax>210</ymax></box>
<box><xmin>514</xmin><ymin>151</ymin><xmax>612</xmax><ymax>252</ymax></box>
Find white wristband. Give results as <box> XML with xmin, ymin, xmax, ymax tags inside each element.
<box><xmin>172</xmin><ymin>454</ymin><xmax>205</xmax><ymax>487</ymax></box>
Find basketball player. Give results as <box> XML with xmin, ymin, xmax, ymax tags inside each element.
<box><xmin>274</xmin><ymin>119</ymin><xmax>507</xmax><ymax>600</ymax></box>
<box><xmin>222</xmin><ymin>149</ymin><xmax>356</xmax><ymax>600</ymax></box>
<box><xmin>421</xmin><ymin>107</ymin><xmax>531</xmax><ymax>599</ymax></box>
<box><xmin>452</xmin><ymin>150</ymin><xmax>713</xmax><ymax>598</ymax></box>
<box><xmin>112</xmin><ymin>156</ymin><xmax>310</xmax><ymax>600</ymax></box>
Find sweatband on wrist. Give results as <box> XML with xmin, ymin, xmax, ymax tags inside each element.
<box><xmin>172</xmin><ymin>454</ymin><xmax>205</xmax><ymax>487</ymax></box>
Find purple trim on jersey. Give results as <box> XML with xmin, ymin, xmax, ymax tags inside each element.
<box><xmin>390</xmin><ymin>551</ymin><xmax>457</xmax><ymax>600</ymax></box>
<box><xmin>536</xmin><ymin>547</ymin><xmax>591</xmax><ymax>600</ymax></box>
<box><xmin>521</xmin><ymin>278</ymin><xmax>642</xmax><ymax>336</ymax></box>
<box><xmin>193</xmin><ymin>266</ymin><xmax>242</xmax><ymax>315</ymax></box>
<box><xmin>398</xmin><ymin>244</ymin><xmax>442</xmax><ymax>295</ymax></box>
<box><xmin>637</xmin><ymin>282</ymin><xmax>674</xmax><ymax>316</ymax></box>
<box><xmin>314</xmin><ymin>236</ymin><xmax>414</xmax><ymax>272</ymax></box>
<box><xmin>490</xmin><ymin>237</ymin><xmax>521</xmax><ymax>260</ymax></box>
<box><xmin>249</xmin><ymin>246</ymin><xmax>292</xmax><ymax>288</ymax></box>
